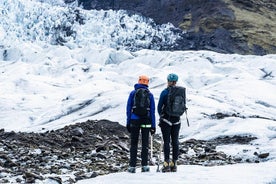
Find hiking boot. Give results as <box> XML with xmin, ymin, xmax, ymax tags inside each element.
<box><xmin>170</xmin><ymin>161</ymin><xmax>177</xmax><ymax>172</ymax></box>
<box><xmin>128</xmin><ymin>167</ymin><xmax>136</xmax><ymax>173</ymax></box>
<box><xmin>161</xmin><ymin>161</ymin><xmax>170</xmax><ymax>172</ymax></box>
<box><xmin>141</xmin><ymin>165</ymin><xmax>150</xmax><ymax>172</ymax></box>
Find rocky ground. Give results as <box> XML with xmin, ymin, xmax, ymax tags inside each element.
<box><xmin>0</xmin><ymin>119</ymin><xmax>270</xmax><ymax>183</ymax></box>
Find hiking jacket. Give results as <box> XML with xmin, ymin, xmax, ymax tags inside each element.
<box><xmin>126</xmin><ymin>83</ymin><xmax>156</xmax><ymax>128</ymax></box>
<box><xmin>158</xmin><ymin>87</ymin><xmax>170</xmax><ymax>115</ymax></box>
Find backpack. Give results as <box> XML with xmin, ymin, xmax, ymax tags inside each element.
<box><xmin>132</xmin><ymin>88</ymin><xmax>150</xmax><ymax>117</ymax></box>
<box><xmin>165</xmin><ymin>86</ymin><xmax>186</xmax><ymax>117</ymax></box>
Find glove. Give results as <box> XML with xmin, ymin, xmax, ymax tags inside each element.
<box><xmin>127</xmin><ymin>124</ymin><xmax>131</xmax><ymax>133</ymax></box>
<box><xmin>150</xmin><ymin>127</ymin><xmax>156</xmax><ymax>135</ymax></box>
<box><xmin>158</xmin><ymin>118</ymin><xmax>164</xmax><ymax>127</ymax></box>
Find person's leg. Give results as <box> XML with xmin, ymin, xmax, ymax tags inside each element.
<box><xmin>129</xmin><ymin>126</ymin><xmax>140</xmax><ymax>168</ymax></box>
<box><xmin>160</xmin><ymin>122</ymin><xmax>171</xmax><ymax>162</ymax></box>
<box><xmin>141</xmin><ymin>127</ymin><xmax>150</xmax><ymax>172</ymax></box>
<box><xmin>170</xmin><ymin>123</ymin><xmax>181</xmax><ymax>171</ymax></box>
<box><xmin>160</xmin><ymin>121</ymin><xmax>172</xmax><ymax>172</ymax></box>
<box><xmin>141</xmin><ymin>128</ymin><xmax>150</xmax><ymax>166</ymax></box>
<box><xmin>171</xmin><ymin>123</ymin><xmax>180</xmax><ymax>161</ymax></box>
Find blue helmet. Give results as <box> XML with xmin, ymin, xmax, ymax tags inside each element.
<box><xmin>167</xmin><ymin>73</ymin><xmax>178</xmax><ymax>82</ymax></box>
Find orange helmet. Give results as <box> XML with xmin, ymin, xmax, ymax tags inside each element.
<box><xmin>138</xmin><ymin>75</ymin><xmax>149</xmax><ymax>85</ymax></box>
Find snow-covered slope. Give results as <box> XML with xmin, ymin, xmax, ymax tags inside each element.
<box><xmin>1</xmin><ymin>44</ymin><xmax>276</xmax><ymax>133</ymax></box>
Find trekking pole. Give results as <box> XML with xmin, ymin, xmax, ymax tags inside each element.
<box><xmin>185</xmin><ymin>110</ymin><xmax>190</xmax><ymax>127</ymax></box>
<box><xmin>150</xmin><ymin>134</ymin><xmax>153</xmax><ymax>165</ymax></box>
<box><xmin>156</xmin><ymin>140</ymin><xmax>163</xmax><ymax>172</ymax></box>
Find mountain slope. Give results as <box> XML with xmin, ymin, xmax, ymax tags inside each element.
<box><xmin>74</xmin><ymin>0</ymin><xmax>276</xmax><ymax>55</ymax></box>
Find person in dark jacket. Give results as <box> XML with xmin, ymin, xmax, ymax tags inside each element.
<box><xmin>126</xmin><ymin>75</ymin><xmax>156</xmax><ymax>173</ymax></box>
<box><xmin>157</xmin><ymin>73</ymin><xmax>183</xmax><ymax>172</ymax></box>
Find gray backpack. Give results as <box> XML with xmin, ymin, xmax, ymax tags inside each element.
<box><xmin>165</xmin><ymin>86</ymin><xmax>186</xmax><ymax>117</ymax></box>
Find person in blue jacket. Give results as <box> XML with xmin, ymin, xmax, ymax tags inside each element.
<box><xmin>126</xmin><ymin>75</ymin><xmax>156</xmax><ymax>173</ymax></box>
<box><xmin>157</xmin><ymin>73</ymin><xmax>181</xmax><ymax>172</ymax></box>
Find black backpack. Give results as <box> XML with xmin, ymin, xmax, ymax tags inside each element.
<box><xmin>132</xmin><ymin>88</ymin><xmax>150</xmax><ymax>117</ymax></box>
<box><xmin>165</xmin><ymin>86</ymin><xmax>186</xmax><ymax>117</ymax></box>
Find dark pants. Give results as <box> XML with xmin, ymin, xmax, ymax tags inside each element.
<box><xmin>129</xmin><ymin>120</ymin><xmax>150</xmax><ymax>167</ymax></box>
<box><xmin>160</xmin><ymin>119</ymin><xmax>181</xmax><ymax>162</ymax></box>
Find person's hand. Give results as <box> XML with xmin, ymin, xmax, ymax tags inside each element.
<box><xmin>127</xmin><ymin>124</ymin><xmax>131</xmax><ymax>133</ymax></box>
<box><xmin>150</xmin><ymin>127</ymin><xmax>156</xmax><ymax>135</ymax></box>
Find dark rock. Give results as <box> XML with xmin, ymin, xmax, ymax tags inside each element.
<box><xmin>48</xmin><ymin>177</ymin><xmax>62</xmax><ymax>184</ymax></box>
<box><xmin>90</xmin><ymin>171</ymin><xmax>98</xmax><ymax>178</ymax></box>
<box><xmin>23</xmin><ymin>171</ymin><xmax>43</xmax><ymax>181</ymax></box>
<box><xmin>96</xmin><ymin>153</ymin><xmax>107</xmax><ymax>159</ymax></box>
<box><xmin>15</xmin><ymin>178</ymin><xmax>23</xmax><ymax>183</ymax></box>
<box><xmin>257</xmin><ymin>152</ymin><xmax>269</xmax><ymax>159</ymax></box>
<box><xmin>71</xmin><ymin>127</ymin><xmax>84</xmax><ymax>136</ymax></box>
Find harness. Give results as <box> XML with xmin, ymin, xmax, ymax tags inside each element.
<box><xmin>161</xmin><ymin>118</ymin><xmax>181</xmax><ymax>126</ymax></box>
